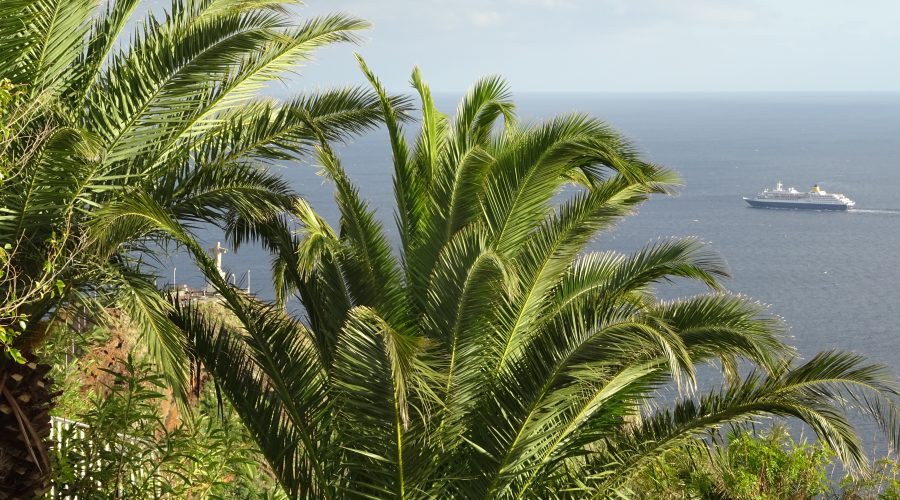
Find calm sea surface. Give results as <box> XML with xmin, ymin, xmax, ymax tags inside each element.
<box><xmin>170</xmin><ymin>92</ymin><xmax>900</xmax><ymax>394</ymax></box>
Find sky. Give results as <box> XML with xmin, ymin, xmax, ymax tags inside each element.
<box><xmin>149</xmin><ymin>0</ymin><xmax>900</xmax><ymax>93</ymax></box>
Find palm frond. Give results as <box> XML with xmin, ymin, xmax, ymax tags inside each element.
<box><xmin>152</xmin><ymin>13</ymin><xmax>369</xmax><ymax>164</ymax></box>
<box><xmin>203</xmin><ymin>87</ymin><xmax>411</xmax><ymax>165</ymax></box>
<box><xmin>91</xmin><ymin>5</ymin><xmax>291</xmax><ymax>163</ymax></box>
<box><xmin>2</xmin><ymin>0</ymin><xmax>93</xmax><ymax>93</ymax></box>
<box><xmin>316</xmin><ymin>146</ymin><xmax>405</xmax><ymax>320</ymax></box>
<box><xmin>107</xmin><ymin>263</ymin><xmax>190</xmax><ymax>405</ymax></box>
<box><xmin>70</xmin><ymin>0</ymin><xmax>141</xmax><ymax>104</ymax></box>
<box><xmin>163</xmin><ymin>159</ymin><xmax>295</xmax><ymax>225</ymax></box>
<box><xmin>332</xmin><ymin>306</ymin><xmax>428</xmax><ymax>498</ymax></box>
<box><xmin>591</xmin><ymin>352</ymin><xmax>900</xmax><ymax>495</ymax></box>
<box><xmin>172</xmin><ymin>292</ymin><xmax>332</xmax><ymax>498</ymax></box>
<box><xmin>449</xmin><ymin>75</ymin><xmax>515</xmax><ymax>150</ymax></box>
<box><xmin>423</xmin><ymin>226</ymin><xmax>511</xmax><ymax>446</ymax></box>
<box><xmin>357</xmin><ymin>57</ymin><xmax>422</xmax><ymax>262</ymax></box>
<box><xmin>649</xmin><ymin>294</ymin><xmax>792</xmax><ymax>377</ymax></box>
<box><xmin>547</xmin><ymin>237</ymin><xmax>731</xmax><ymax>328</ymax></box>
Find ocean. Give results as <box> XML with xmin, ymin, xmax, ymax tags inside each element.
<box><xmin>169</xmin><ymin>92</ymin><xmax>900</xmax><ymax>407</ymax></box>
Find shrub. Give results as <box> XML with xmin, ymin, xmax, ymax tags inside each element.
<box><xmin>50</xmin><ymin>354</ymin><xmax>284</xmax><ymax>498</ymax></box>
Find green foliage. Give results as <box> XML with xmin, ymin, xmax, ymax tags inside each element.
<box><xmin>172</xmin><ymin>65</ymin><xmax>900</xmax><ymax>498</ymax></box>
<box><xmin>0</xmin><ymin>0</ymin><xmax>400</xmax><ymax>399</ymax></box>
<box><xmin>632</xmin><ymin>425</ymin><xmax>834</xmax><ymax>499</ymax></box>
<box><xmin>0</xmin><ymin>241</ymin><xmax>26</xmax><ymax>362</ymax></box>
<box><xmin>719</xmin><ymin>427</ymin><xmax>833</xmax><ymax>499</ymax></box>
<box><xmin>630</xmin><ymin>425</ymin><xmax>900</xmax><ymax>500</ymax></box>
<box><xmin>842</xmin><ymin>456</ymin><xmax>900</xmax><ymax>499</ymax></box>
<box><xmin>1</xmin><ymin>80</ymin><xmax>30</xmax><ymax>362</ymax></box>
<box><xmin>50</xmin><ymin>354</ymin><xmax>284</xmax><ymax>498</ymax></box>
<box><xmin>0</xmin><ymin>78</ymin><xmax>22</xmax><ymax>144</ymax></box>
<box><xmin>40</xmin><ymin>323</ymin><xmax>106</xmax><ymax>418</ymax></box>
<box><xmin>0</xmin><ymin>233</ymin><xmax>66</xmax><ymax>363</ymax></box>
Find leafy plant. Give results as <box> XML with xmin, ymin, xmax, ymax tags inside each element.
<box><xmin>0</xmin><ymin>79</ymin><xmax>64</xmax><ymax>363</ymax></box>
<box><xmin>166</xmin><ymin>63</ymin><xmax>900</xmax><ymax>498</ymax></box>
<box><xmin>632</xmin><ymin>424</ymin><xmax>835</xmax><ymax>499</ymax></box>
<box><xmin>51</xmin><ymin>353</ymin><xmax>284</xmax><ymax>498</ymax></box>
<box><xmin>0</xmin><ymin>0</ymin><xmax>400</xmax><ymax>491</ymax></box>
<box><xmin>842</xmin><ymin>456</ymin><xmax>900</xmax><ymax>499</ymax></box>
<box><xmin>0</xmin><ymin>0</ymin><xmax>393</xmax><ymax>396</ymax></box>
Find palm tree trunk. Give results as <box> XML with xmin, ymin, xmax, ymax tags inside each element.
<box><xmin>0</xmin><ymin>353</ymin><xmax>57</xmax><ymax>499</ymax></box>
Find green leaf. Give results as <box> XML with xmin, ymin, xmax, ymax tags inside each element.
<box><xmin>8</xmin><ymin>347</ymin><xmax>26</xmax><ymax>364</ymax></box>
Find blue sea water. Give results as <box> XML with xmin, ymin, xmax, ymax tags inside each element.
<box><xmin>169</xmin><ymin>93</ymin><xmax>900</xmax><ymax>438</ymax></box>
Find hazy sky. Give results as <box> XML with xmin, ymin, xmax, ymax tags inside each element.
<box><xmin>151</xmin><ymin>0</ymin><xmax>900</xmax><ymax>92</ymax></box>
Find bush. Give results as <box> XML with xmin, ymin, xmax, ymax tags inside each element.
<box><xmin>841</xmin><ymin>457</ymin><xmax>900</xmax><ymax>499</ymax></box>
<box><xmin>632</xmin><ymin>425</ymin><xmax>835</xmax><ymax>499</ymax></box>
<box><xmin>50</xmin><ymin>354</ymin><xmax>285</xmax><ymax>498</ymax></box>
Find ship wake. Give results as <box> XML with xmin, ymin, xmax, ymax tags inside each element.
<box><xmin>848</xmin><ymin>208</ymin><xmax>900</xmax><ymax>215</ymax></box>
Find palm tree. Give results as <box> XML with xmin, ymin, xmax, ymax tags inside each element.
<box><xmin>171</xmin><ymin>62</ymin><xmax>900</xmax><ymax>498</ymax></box>
<box><xmin>0</xmin><ymin>1</ymin><xmax>401</xmax><ymax>495</ymax></box>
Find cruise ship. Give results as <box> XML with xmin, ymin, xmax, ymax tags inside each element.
<box><xmin>743</xmin><ymin>182</ymin><xmax>855</xmax><ymax>211</ymax></box>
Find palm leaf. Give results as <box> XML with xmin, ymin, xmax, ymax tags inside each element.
<box><xmin>332</xmin><ymin>306</ymin><xmax>429</xmax><ymax>498</ymax></box>
<box><xmin>3</xmin><ymin>0</ymin><xmax>93</xmax><ymax>93</ymax></box>
<box><xmin>172</xmin><ymin>292</ymin><xmax>333</xmax><ymax>498</ymax></box>
<box><xmin>591</xmin><ymin>351</ymin><xmax>900</xmax><ymax>495</ymax></box>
